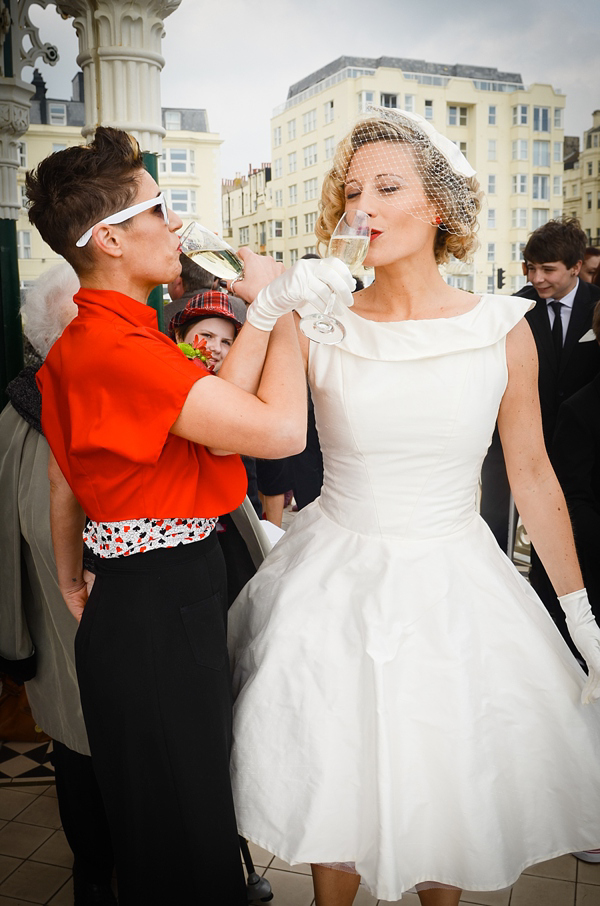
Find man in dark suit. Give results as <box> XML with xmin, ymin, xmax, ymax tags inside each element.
<box><xmin>480</xmin><ymin>219</ymin><xmax>600</xmax><ymax>642</ymax></box>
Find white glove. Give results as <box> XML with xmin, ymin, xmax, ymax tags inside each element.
<box><xmin>246</xmin><ymin>257</ymin><xmax>355</xmax><ymax>332</ymax></box>
<box><xmin>559</xmin><ymin>589</ymin><xmax>600</xmax><ymax>704</ymax></box>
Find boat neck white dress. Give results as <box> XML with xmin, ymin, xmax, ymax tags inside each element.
<box><xmin>228</xmin><ymin>293</ymin><xmax>600</xmax><ymax>902</ymax></box>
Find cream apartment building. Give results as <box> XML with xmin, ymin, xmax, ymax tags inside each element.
<box><xmin>563</xmin><ymin>110</ymin><xmax>600</xmax><ymax>244</ymax></box>
<box><xmin>226</xmin><ymin>56</ymin><xmax>566</xmax><ymax>294</ymax></box>
<box><xmin>16</xmin><ymin>71</ymin><xmax>222</xmax><ymax>288</ymax></box>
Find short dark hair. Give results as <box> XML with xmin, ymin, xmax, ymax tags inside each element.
<box><xmin>25</xmin><ymin>127</ymin><xmax>144</xmax><ymax>275</ymax></box>
<box><xmin>523</xmin><ymin>217</ymin><xmax>587</xmax><ymax>269</ymax></box>
<box><xmin>585</xmin><ymin>246</ymin><xmax>600</xmax><ymax>260</ymax></box>
<box><xmin>179</xmin><ymin>253</ymin><xmax>216</xmax><ymax>293</ymax></box>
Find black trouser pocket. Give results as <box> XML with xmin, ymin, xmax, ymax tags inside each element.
<box><xmin>179</xmin><ymin>593</ymin><xmax>227</xmax><ymax>670</ymax></box>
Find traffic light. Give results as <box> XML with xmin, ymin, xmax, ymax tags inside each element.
<box><xmin>497</xmin><ymin>268</ymin><xmax>505</xmax><ymax>289</ymax></box>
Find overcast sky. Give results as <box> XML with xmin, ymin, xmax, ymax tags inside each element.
<box><xmin>27</xmin><ymin>0</ymin><xmax>600</xmax><ymax>176</ymax></box>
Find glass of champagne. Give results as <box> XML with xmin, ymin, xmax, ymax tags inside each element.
<box><xmin>299</xmin><ymin>210</ymin><xmax>370</xmax><ymax>345</ymax></box>
<box><xmin>179</xmin><ymin>221</ymin><xmax>244</xmax><ymax>282</ymax></box>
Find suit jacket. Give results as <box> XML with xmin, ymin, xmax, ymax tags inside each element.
<box><xmin>516</xmin><ymin>280</ymin><xmax>600</xmax><ymax>448</ymax></box>
<box><xmin>552</xmin><ymin>373</ymin><xmax>600</xmax><ymax>615</ymax></box>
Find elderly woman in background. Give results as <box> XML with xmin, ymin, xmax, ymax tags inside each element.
<box><xmin>0</xmin><ymin>262</ymin><xmax>115</xmax><ymax>906</ymax></box>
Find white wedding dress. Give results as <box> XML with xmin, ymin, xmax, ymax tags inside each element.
<box><xmin>228</xmin><ymin>294</ymin><xmax>600</xmax><ymax>901</ymax></box>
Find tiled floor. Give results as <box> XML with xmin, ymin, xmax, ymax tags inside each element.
<box><xmin>0</xmin><ymin>774</ymin><xmax>598</xmax><ymax>905</ymax></box>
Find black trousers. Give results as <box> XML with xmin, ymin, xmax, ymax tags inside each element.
<box><xmin>75</xmin><ymin>535</ymin><xmax>246</xmax><ymax>906</ymax></box>
<box><xmin>52</xmin><ymin>740</ymin><xmax>114</xmax><ymax>884</ymax></box>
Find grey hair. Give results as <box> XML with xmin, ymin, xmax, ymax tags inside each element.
<box><xmin>20</xmin><ymin>262</ymin><xmax>79</xmax><ymax>359</ymax></box>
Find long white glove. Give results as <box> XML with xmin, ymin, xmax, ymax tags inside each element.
<box><xmin>246</xmin><ymin>257</ymin><xmax>355</xmax><ymax>332</ymax></box>
<box><xmin>559</xmin><ymin>588</ymin><xmax>600</xmax><ymax>704</ymax></box>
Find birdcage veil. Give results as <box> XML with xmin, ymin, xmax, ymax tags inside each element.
<box><xmin>316</xmin><ymin>106</ymin><xmax>482</xmax><ymax>262</ymax></box>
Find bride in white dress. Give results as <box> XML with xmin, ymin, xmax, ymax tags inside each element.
<box><xmin>228</xmin><ymin>108</ymin><xmax>600</xmax><ymax>905</ymax></box>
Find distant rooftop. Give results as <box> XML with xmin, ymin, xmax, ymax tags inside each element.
<box><xmin>287</xmin><ymin>55</ymin><xmax>524</xmax><ymax>99</ymax></box>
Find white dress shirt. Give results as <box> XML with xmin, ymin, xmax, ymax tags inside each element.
<box><xmin>546</xmin><ymin>280</ymin><xmax>579</xmax><ymax>341</ymax></box>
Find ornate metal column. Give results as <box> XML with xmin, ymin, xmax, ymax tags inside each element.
<box><xmin>0</xmin><ymin>0</ymin><xmax>59</xmax><ymax>402</ymax></box>
<box><xmin>55</xmin><ymin>0</ymin><xmax>183</xmax><ymax>326</ymax></box>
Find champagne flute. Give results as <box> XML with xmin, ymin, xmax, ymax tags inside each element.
<box><xmin>179</xmin><ymin>221</ymin><xmax>244</xmax><ymax>282</ymax></box>
<box><xmin>299</xmin><ymin>210</ymin><xmax>370</xmax><ymax>345</ymax></box>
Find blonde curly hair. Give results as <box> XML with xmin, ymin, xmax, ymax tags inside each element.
<box><xmin>316</xmin><ymin>112</ymin><xmax>482</xmax><ymax>265</ymax></box>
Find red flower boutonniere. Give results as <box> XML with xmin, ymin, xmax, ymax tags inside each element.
<box><xmin>178</xmin><ymin>334</ymin><xmax>215</xmax><ymax>371</ymax></box>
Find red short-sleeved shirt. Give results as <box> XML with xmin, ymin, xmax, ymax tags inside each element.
<box><xmin>37</xmin><ymin>288</ymin><xmax>247</xmax><ymax>522</ymax></box>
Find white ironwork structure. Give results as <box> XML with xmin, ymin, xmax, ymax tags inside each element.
<box><xmin>0</xmin><ymin>0</ymin><xmax>59</xmax><ymax>219</ymax></box>
<box><xmin>54</xmin><ymin>0</ymin><xmax>182</xmax><ymax>152</ymax></box>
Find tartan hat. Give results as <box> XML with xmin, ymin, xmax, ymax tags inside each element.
<box><xmin>168</xmin><ymin>291</ymin><xmax>242</xmax><ymax>340</ymax></box>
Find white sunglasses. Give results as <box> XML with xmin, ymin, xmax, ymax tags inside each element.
<box><xmin>76</xmin><ymin>193</ymin><xmax>169</xmax><ymax>247</ymax></box>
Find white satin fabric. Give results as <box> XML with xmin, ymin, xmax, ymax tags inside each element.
<box><xmin>228</xmin><ymin>294</ymin><xmax>600</xmax><ymax>901</ymax></box>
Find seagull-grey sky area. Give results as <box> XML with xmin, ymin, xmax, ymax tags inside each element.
<box><xmin>27</xmin><ymin>0</ymin><xmax>600</xmax><ymax>176</ymax></box>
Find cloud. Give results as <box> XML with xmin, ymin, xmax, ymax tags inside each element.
<box><xmin>22</xmin><ymin>0</ymin><xmax>600</xmax><ymax>173</ymax></box>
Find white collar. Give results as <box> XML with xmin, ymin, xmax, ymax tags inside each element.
<box><xmin>547</xmin><ymin>279</ymin><xmax>579</xmax><ymax>311</ymax></box>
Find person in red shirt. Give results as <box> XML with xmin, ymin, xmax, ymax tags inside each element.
<box><xmin>25</xmin><ymin>127</ymin><xmax>354</xmax><ymax>906</ymax></box>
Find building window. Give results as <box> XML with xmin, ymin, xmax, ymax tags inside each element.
<box><xmin>511</xmin><ymin>208</ymin><xmax>527</xmax><ymax>228</ymax></box>
<box><xmin>289</xmin><ymin>184</ymin><xmax>298</xmax><ymax>205</ymax></box>
<box><xmin>289</xmin><ymin>249</ymin><xmax>299</xmax><ymax>265</ymax></box>
<box><xmin>404</xmin><ymin>94</ymin><xmax>415</xmax><ymax>113</ymax></box>
<box><xmin>512</xmin><ymin>104</ymin><xmax>528</xmax><ymax>126</ymax></box>
<box><xmin>160</xmin><ymin>148</ymin><xmax>195</xmax><ymax>174</ymax></box>
<box><xmin>511</xmin><ymin>275</ymin><xmax>527</xmax><ymax>292</ymax></box>
<box><xmin>512</xmin><ymin>174</ymin><xmax>528</xmax><ymax>194</ymax></box>
<box><xmin>304</xmin><ymin>211</ymin><xmax>317</xmax><ymax>234</ymax></box>
<box><xmin>458</xmin><ymin>141</ymin><xmax>467</xmax><ymax>155</ymax></box>
<box><xmin>553</xmin><ymin>142</ymin><xmax>563</xmax><ymax>163</ymax></box>
<box><xmin>553</xmin><ymin>209</ymin><xmax>562</xmax><ymax>220</ymax></box>
<box><xmin>587</xmin><ymin>192</ymin><xmax>593</xmax><ymax>210</ymax></box>
<box><xmin>553</xmin><ymin>175</ymin><xmax>562</xmax><ymax>196</ymax></box>
<box><xmin>487</xmin><ymin>175</ymin><xmax>496</xmax><ymax>195</ymax></box>
<box><xmin>302</xmin><ymin>109</ymin><xmax>317</xmax><ymax>133</ymax></box>
<box><xmin>448</xmin><ymin>105</ymin><xmax>467</xmax><ymax>126</ymax></box>
<box><xmin>533</xmin><ymin>107</ymin><xmax>550</xmax><ymax>132</ymax></box>
<box><xmin>259</xmin><ymin>222</ymin><xmax>266</xmax><ymax>245</ymax></box>
<box><xmin>304</xmin><ymin>245</ymin><xmax>316</xmax><ymax>255</ymax></box>
<box><xmin>598</xmin><ymin>191</ymin><xmax>600</xmax><ymax>210</ymax></box>
<box><xmin>274</xmin><ymin>158</ymin><xmax>282</xmax><ymax>179</ymax></box>
<box><xmin>511</xmin><ymin>241</ymin><xmax>526</xmax><ymax>261</ymax></box>
<box><xmin>487</xmin><ymin>276</ymin><xmax>495</xmax><ymax>293</ymax></box>
<box><xmin>164</xmin><ymin>110</ymin><xmax>181</xmax><ymax>130</ymax></box>
<box><xmin>169</xmin><ymin>189</ymin><xmax>196</xmax><ymax>214</ymax></box>
<box><xmin>239</xmin><ymin>226</ymin><xmax>249</xmax><ymax>245</ymax></box>
<box><xmin>269</xmin><ymin>220</ymin><xmax>283</xmax><ymax>239</ymax></box>
<box><xmin>303</xmin><ymin>143</ymin><xmax>317</xmax><ymax>167</ymax></box>
<box><xmin>488</xmin><ymin>105</ymin><xmax>497</xmax><ymax>125</ymax></box>
<box><xmin>488</xmin><ymin>140</ymin><xmax>497</xmax><ymax>161</ymax></box>
<box><xmin>273</xmin><ymin>126</ymin><xmax>282</xmax><ymax>147</ymax></box>
<box><xmin>17</xmin><ymin>142</ymin><xmax>27</xmax><ymax>167</ymax></box>
<box><xmin>288</xmin><ymin>151</ymin><xmax>297</xmax><ymax>173</ymax></box>
<box><xmin>381</xmin><ymin>93</ymin><xmax>398</xmax><ymax>108</ymax></box>
<box><xmin>274</xmin><ymin>189</ymin><xmax>283</xmax><ymax>207</ymax></box>
<box><xmin>48</xmin><ymin>103</ymin><xmax>66</xmax><ymax>125</ymax></box>
<box><xmin>52</xmin><ymin>143</ymin><xmax>66</xmax><ymax>153</ymax></box>
<box><xmin>533</xmin><ymin>140</ymin><xmax>550</xmax><ymax>167</ymax></box>
<box><xmin>325</xmin><ymin>136</ymin><xmax>335</xmax><ymax>160</ymax></box>
<box><xmin>323</xmin><ymin>100</ymin><xmax>334</xmax><ymax>124</ymax></box>
<box><xmin>304</xmin><ymin>177</ymin><xmax>318</xmax><ymax>201</ymax></box>
<box><xmin>487</xmin><ymin>242</ymin><xmax>495</xmax><ymax>262</ymax></box>
<box><xmin>588</xmin><ymin>162</ymin><xmax>593</xmax><ymax>176</ymax></box>
<box><xmin>554</xmin><ymin>107</ymin><xmax>563</xmax><ymax>129</ymax></box>
<box><xmin>487</xmin><ymin>209</ymin><xmax>496</xmax><ymax>228</ymax></box>
<box><xmin>274</xmin><ymin>251</ymin><xmax>284</xmax><ymax>263</ymax></box>
<box><xmin>289</xmin><ymin>216</ymin><xmax>298</xmax><ymax>237</ymax></box>
<box><xmin>17</xmin><ymin>230</ymin><xmax>31</xmax><ymax>259</ymax></box>
<box><xmin>512</xmin><ymin>140</ymin><xmax>528</xmax><ymax>161</ymax></box>
<box><xmin>357</xmin><ymin>90</ymin><xmax>375</xmax><ymax>113</ymax></box>
<box><xmin>532</xmin><ymin>175</ymin><xmax>549</xmax><ymax>201</ymax></box>
<box><xmin>20</xmin><ymin>185</ymin><xmax>29</xmax><ymax>210</ymax></box>
<box><xmin>424</xmin><ymin>100</ymin><xmax>433</xmax><ymax>120</ymax></box>
<box><xmin>287</xmin><ymin>119</ymin><xmax>296</xmax><ymax>140</ymax></box>
<box><xmin>532</xmin><ymin>209</ymin><xmax>549</xmax><ymax>229</ymax></box>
